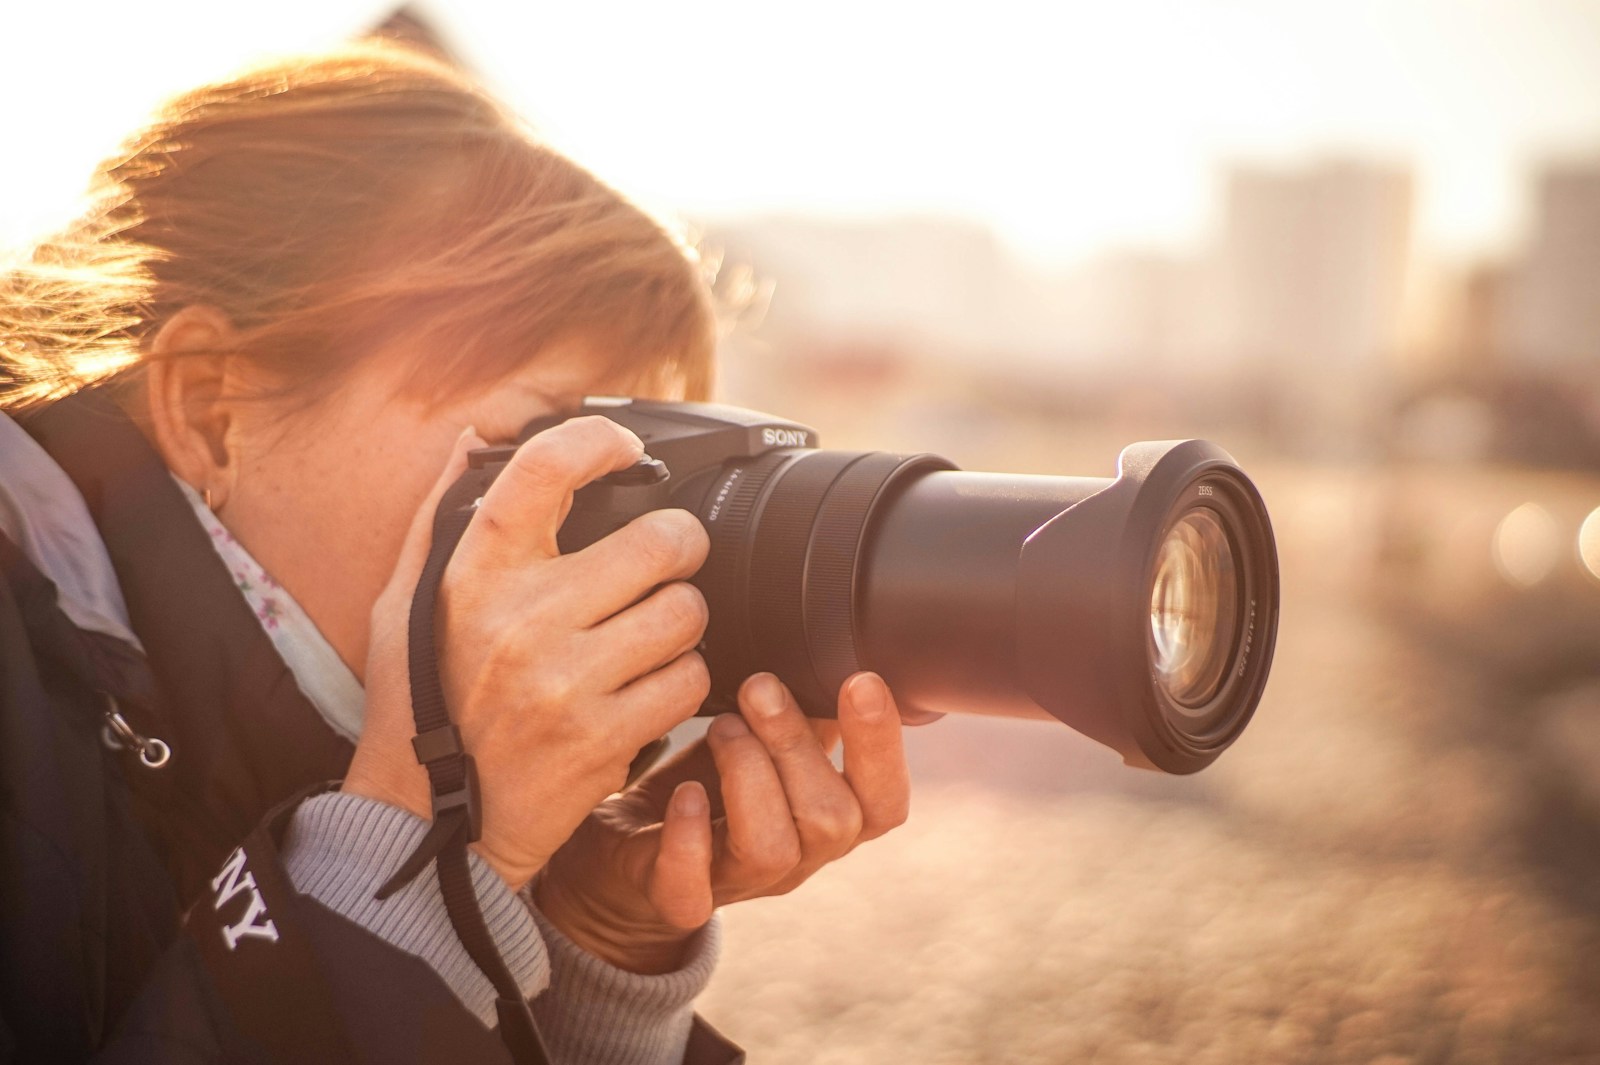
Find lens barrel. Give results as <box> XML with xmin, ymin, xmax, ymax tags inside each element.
<box><xmin>687</xmin><ymin>449</ymin><xmax>954</xmax><ymax>719</ymax></box>
<box><xmin>683</xmin><ymin>439</ymin><xmax>1278</xmax><ymax>775</ymax></box>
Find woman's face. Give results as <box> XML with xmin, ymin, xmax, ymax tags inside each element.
<box><xmin>215</xmin><ymin>333</ymin><xmax>661</xmax><ymax>680</ymax></box>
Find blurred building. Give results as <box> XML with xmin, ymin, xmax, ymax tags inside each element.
<box><xmin>1385</xmin><ymin>162</ymin><xmax>1600</xmax><ymax>471</ymax></box>
<box><xmin>1209</xmin><ymin>161</ymin><xmax>1414</xmax><ymax>455</ymax></box>
<box><xmin>1055</xmin><ymin>250</ymin><xmax>1205</xmax><ymax>371</ymax></box>
<box><xmin>712</xmin><ymin>155</ymin><xmax>1600</xmax><ymax>466</ymax></box>
<box><xmin>1216</xmin><ymin>160</ymin><xmax>1414</xmax><ymax>374</ymax></box>
<box><xmin>1454</xmin><ymin>263</ymin><xmax>1513</xmax><ymax>377</ymax></box>
<box><xmin>711</xmin><ymin>215</ymin><xmax>1015</xmax><ymax>359</ymax></box>
<box><xmin>1504</xmin><ymin>161</ymin><xmax>1600</xmax><ymax>376</ymax></box>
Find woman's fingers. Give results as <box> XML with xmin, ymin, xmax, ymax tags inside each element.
<box><xmin>616</xmin><ymin>738</ymin><xmax>723</xmax><ymax>823</ymax></box>
<box><xmin>838</xmin><ymin>672</ymin><xmax>912</xmax><ymax>843</ymax></box>
<box><xmin>461</xmin><ymin>415</ymin><xmax>643</xmax><ymax>565</ymax></box>
<box><xmin>585</xmin><ymin>580</ymin><xmax>708</xmax><ymax>691</ymax></box>
<box><xmin>382</xmin><ymin>426</ymin><xmax>485</xmax><ymax>609</ymax></box>
<box><xmin>607</xmin><ymin>671</ymin><xmax>914</xmax><ymax>923</ymax></box>
<box><xmin>736</xmin><ymin>674</ymin><xmax>862</xmax><ymax>865</ymax></box>
<box><xmin>559</xmin><ymin>509</ymin><xmax>710</xmax><ymax>627</ymax></box>
<box><xmin>703</xmin><ymin>713</ymin><xmax>801</xmax><ymax>888</ymax></box>
<box><xmin>609</xmin><ymin>651</ymin><xmax>714</xmax><ymax>750</ymax></box>
<box><xmin>648</xmin><ymin>782</ymin><xmax>715</xmax><ymax>929</ymax></box>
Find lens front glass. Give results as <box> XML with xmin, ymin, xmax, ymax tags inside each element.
<box><xmin>1149</xmin><ymin>507</ymin><xmax>1239</xmax><ymax>708</ymax></box>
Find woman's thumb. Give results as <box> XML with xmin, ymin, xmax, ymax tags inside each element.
<box><xmin>386</xmin><ymin>426</ymin><xmax>486</xmax><ymax>598</ymax></box>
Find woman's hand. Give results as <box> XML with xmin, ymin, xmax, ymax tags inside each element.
<box><xmin>344</xmin><ymin>418</ymin><xmax>714</xmax><ymax>890</ymax></box>
<box><xmin>531</xmin><ymin>670</ymin><xmax>914</xmax><ymax>974</ymax></box>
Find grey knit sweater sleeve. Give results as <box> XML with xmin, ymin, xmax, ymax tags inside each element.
<box><xmin>282</xmin><ymin>792</ymin><xmax>549</xmax><ymax>1026</ymax></box>
<box><xmin>525</xmin><ymin>895</ymin><xmax>720</xmax><ymax>1065</ymax></box>
<box><xmin>282</xmin><ymin>791</ymin><xmax>720</xmax><ymax>1065</ymax></box>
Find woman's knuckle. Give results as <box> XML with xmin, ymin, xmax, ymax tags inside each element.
<box><xmin>661</xmin><ymin>583</ymin><xmax>709</xmax><ymax>636</ymax></box>
<box><xmin>863</xmin><ymin>801</ymin><xmax>909</xmax><ymax>839</ymax></box>
<box><xmin>531</xmin><ymin>664</ymin><xmax>579</xmax><ymax>707</ymax></box>
<box><xmin>769</xmin><ymin>726</ymin><xmax>815</xmax><ymax>759</ymax></box>
<box><xmin>676</xmin><ymin>651</ymin><xmax>711</xmax><ymax>700</ymax></box>
<box><xmin>802</xmin><ymin>799</ymin><xmax>862</xmax><ymax>846</ymax></box>
<box><xmin>573</xmin><ymin>415</ymin><xmax>636</xmax><ymax>453</ymax></box>
<box><xmin>670</xmin><ymin>510</ymin><xmax>710</xmax><ymax>558</ymax></box>
<box><xmin>635</xmin><ymin>518</ymin><xmax>686</xmax><ymax>572</ymax></box>
<box><xmin>508</xmin><ymin>443</ymin><xmax>573</xmax><ymax>496</ymax></box>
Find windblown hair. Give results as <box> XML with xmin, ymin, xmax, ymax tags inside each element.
<box><xmin>0</xmin><ymin>41</ymin><xmax>717</xmax><ymax>410</ymax></box>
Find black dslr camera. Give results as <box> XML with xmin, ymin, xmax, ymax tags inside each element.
<box><xmin>468</xmin><ymin>398</ymin><xmax>1279</xmax><ymax>774</ymax></box>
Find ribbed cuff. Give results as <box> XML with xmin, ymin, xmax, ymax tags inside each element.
<box><xmin>525</xmin><ymin>899</ymin><xmax>722</xmax><ymax>1065</ymax></box>
<box><xmin>282</xmin><ymin>792</ymin><xmax>550</xmax><ymax>1027</ymax></box>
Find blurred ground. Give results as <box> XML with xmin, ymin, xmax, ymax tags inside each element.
<box><xmin>694</xmin><ymin>436</ymin><xmax>1600</xmax><ymax>1063</ymax></box>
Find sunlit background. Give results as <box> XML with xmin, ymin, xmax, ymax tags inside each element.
<box><xmin>5</xmin><ymin>2</ymin><xmax>1600</xmax><ymax>1061</ymax></box>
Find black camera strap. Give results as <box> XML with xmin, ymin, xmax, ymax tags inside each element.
<box><xmin>370</xmin><ymin>464</ymin><xmax>552</xmax><ymax>1065</ymax></box>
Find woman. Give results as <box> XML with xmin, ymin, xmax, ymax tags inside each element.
<box><xmin>0</xmin><ymin>42</ymin><xmax>915</xmax><ymax>1064</ymax></box>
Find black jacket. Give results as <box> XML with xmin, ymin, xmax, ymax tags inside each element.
<box><xmin>0</xmin><ymin>390</ymin><xmax>742</xmax><ymax>1064</ymax></box>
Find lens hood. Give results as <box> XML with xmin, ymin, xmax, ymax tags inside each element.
<box><xmin>1015</xmin><ymin>440</ymin><xmax>1279</xmax><ymax>773</ymax></box>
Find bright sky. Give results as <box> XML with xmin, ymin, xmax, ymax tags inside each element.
<box><xmin>3</xmin><ymin>0</ymin><xmax>1599</xmax><ymax>263</ymax></box>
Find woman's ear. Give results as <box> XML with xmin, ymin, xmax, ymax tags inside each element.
<box><xmin>142</xmin><ymin>306</ymin><xmax>244</xmax><ymax>510</ymax></box>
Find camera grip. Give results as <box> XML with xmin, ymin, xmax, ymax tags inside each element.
<box><xmin>553</xmin><ymin>455</ymin><xmax>673</xmax><ymax>554</ymax></box>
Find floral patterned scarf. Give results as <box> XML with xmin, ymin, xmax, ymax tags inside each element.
<box><xmin>173</xmin><ymin>476</ymin><xmax>365</xmax><ymax>744</ymax></box>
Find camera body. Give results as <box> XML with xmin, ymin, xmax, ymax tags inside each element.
<box><xmin>472</xmin><ymin>398</ymin><xmax>825</xmax><ymax>555</ymax></box>
<box><xmin>468</xmin><ymin>397</ymin><xmax>940</xmax><ymax>720</ymax></box>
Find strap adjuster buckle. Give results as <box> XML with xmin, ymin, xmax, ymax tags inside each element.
<box><xmin>431</xmin><ymin>753</ymin><xmax>483</xmax><ymax>844</ymax></box>
<box><xmin>412</xmin><ymin>723</ymin><xmax>464</xmax><ymax>765</ymax></box>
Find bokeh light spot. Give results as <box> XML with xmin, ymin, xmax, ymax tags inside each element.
<box><xmin>1492</xmin><ymin>503</ymin><xmax>1561</xmax><ymax>588</ymax></box>
<box><xmin>1578</xmin><ymin>506</ymin><xmax>1600</xmax><ymax>583</ymax></box>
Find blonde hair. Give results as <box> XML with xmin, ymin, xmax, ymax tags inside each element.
<box><xmin>0</xmin><ymin>42</ymin><xmax>717</xmax><ymax>411</ymax></box>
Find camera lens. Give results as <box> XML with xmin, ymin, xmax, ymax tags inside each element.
<box><xmin>1149</xmin><ymin>507</ymin><xmax>1239</xmax><ymax>709</ymax></box>
<box><xmin>525</xmin><ymin>400</ymin><xmax>1278</xmax><ymax>774</ymax></box>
